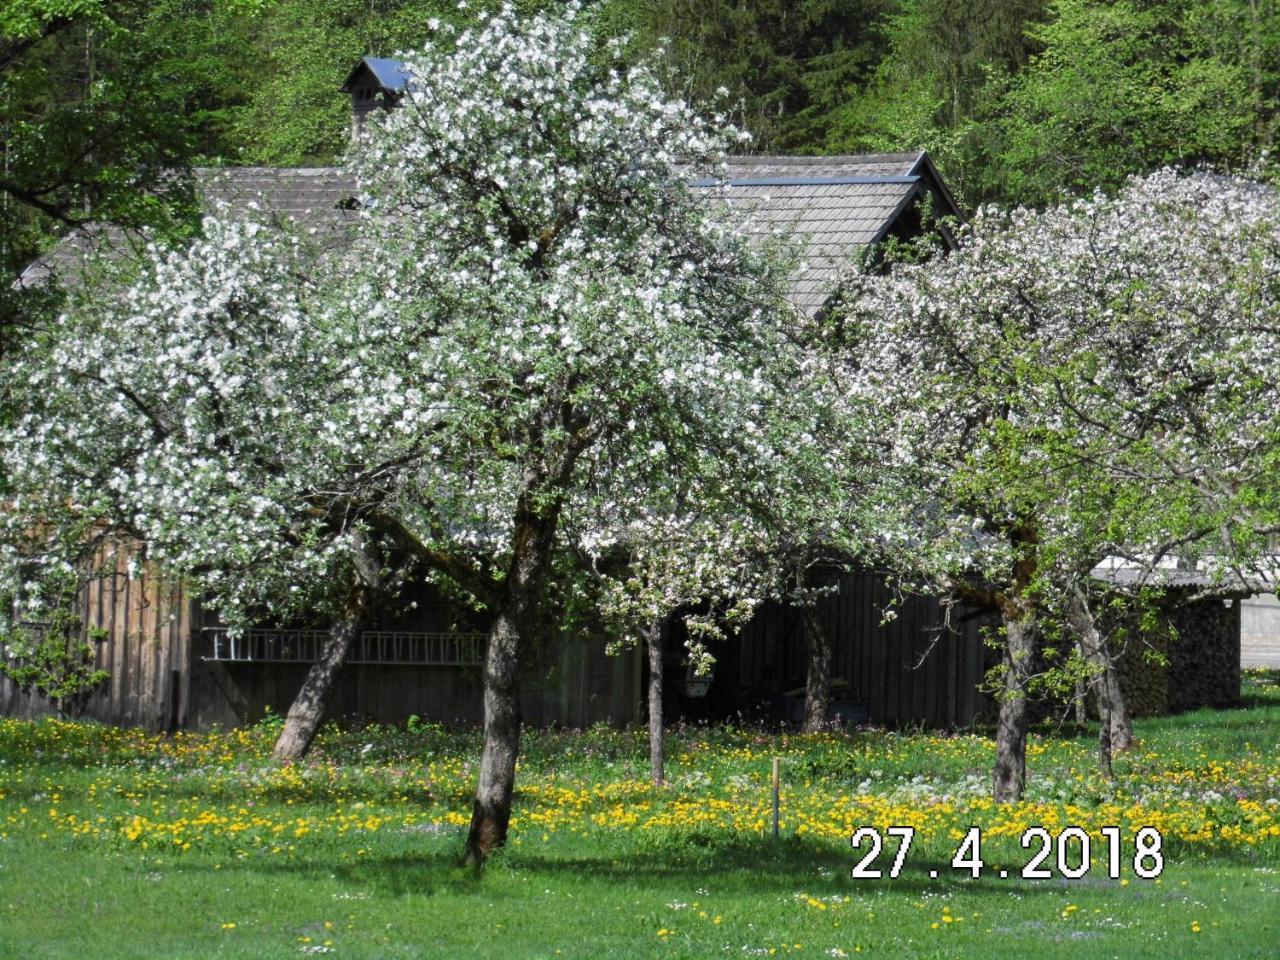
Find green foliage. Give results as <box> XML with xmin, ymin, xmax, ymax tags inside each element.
<box><xmin>0</xmin><ymin>0</ymin><xmax>111</xmax><ymax>39</ymax></box>
<box><xmin>825</xmin><ymin>0</ymin><xmax>1047</xmax><ymax>203</ymax></box>
<box><xmin>216</xmin><ymin>0</ymin><xmax>463</xmax><ymax>165</ymax></box>
<box><xmin>990</xmin><ymin>0</ymin><xmax>1279</xmax><ymax>205</ymax></box>
<box><xmin>0</xmin><ymin>606</ymin><xmax>108</xmax><ymax>717</ymax></box>
<box><xmin>600</xmin><ymin>0</ymin><xmax>896</xmax><ymax>151</ymax></box>
<box><xmin>0</xmin><ymin>0</ymin><xmax>203</xmax><ymax>278</ymax></box>
<box><xmin>771</xmin><ymin>0</ymin><xmax>1280</xmax><ymax>206</ymax></box>
<box><xmin>252</xmin><ymin>704</ymin><xmax>285</xmax><ymax>734</ymax></box>
<box><xmin>405</xmin><ymin>712</ymin><xmax>444</xmax><ymax>736</ymax></box>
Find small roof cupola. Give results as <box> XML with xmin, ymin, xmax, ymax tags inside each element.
<box><xmin>340</xmin><ymin>56</ymin><xmax>411</xmax><ymax>141</ymax></box>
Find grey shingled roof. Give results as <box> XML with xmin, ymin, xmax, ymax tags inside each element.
<box><xmin>721</xmin><ymin>153</ymin><xmax>923</xmax><ymax>180</ymax></box>
<box><xmin>202</xmin><ymin>166</ymin><xmax>361</xmax><ymax>218</ymax></box>
<box><xmin>705</xmin><ymin>175</ymin><xmax>909</xmax><ymax>314</ymax></box>
<box><xmin>714</xmin><ymin>180</ymin><xmax>918</xmax><ymax>315</ymax></box>
<box><xmin>703</xmin><ymin>153</ymin><xmax>958</xmax><ymax>316</ymax></box>
<box><xmin>22</xmin><ymin>153</ymin><xmax>958</xmax><ymax>317</ymax></box>
<box><xmin>19</xmin><ymin>168</ymin><xmax>363</xmax><ymax>287</ymax></box>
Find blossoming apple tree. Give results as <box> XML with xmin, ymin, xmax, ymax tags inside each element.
<box><xmin>580</xmin><ymin>321</ymin><xmax>865</xmax><ymax>780</ymax></box>
<box><xmin>835</xmin><ymin>169</ymin><xmax>1280</xmax><ymax>801</ymax></box>
<box><xmin>350</xmin><ymin>5</ymin><xmax>840</xmax><ymax>863</ymax></box>
<box><xmin>0</xmin><ymin>213</ymin><xmax>434</xmax><ymax>760</ymax></box>
<box><xmin>2</xmin><ymin>4</ymin><xmax>829</xmax><ymax>864</ymax></box>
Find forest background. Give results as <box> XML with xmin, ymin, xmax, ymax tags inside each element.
<box><xmin>3</xmin><ymin>0</ymin><xmax>1278</xmax><ymax>322</ymax></box>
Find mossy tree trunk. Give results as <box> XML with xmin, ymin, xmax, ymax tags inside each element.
<box><xmin>1099</xmin><ymin>628</ymin><xmax>1134</xmax><ymax>752</ymax></box>
<box><xmin>801</xmin><ymin>605</ymin><xmax>832</xmax><ymax>732</ymax></box>
<box><xmin>993</xmin><ymin>525</ymin><xmax>1040</xmax><ymax>804</ymax></box>
<box><xmin>993</xmin><ymin>605</ymin><xmax>1037</xmax><ymax>802</ymax></box>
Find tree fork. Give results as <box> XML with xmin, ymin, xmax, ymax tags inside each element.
<box><xmin>1066</xmin><ymin>585</ymin><xmax>1134</xmax><ymax>770</ymax></box>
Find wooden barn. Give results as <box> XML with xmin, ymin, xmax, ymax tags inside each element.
<box><xmin>0</xmin><ymin>542</ymin><xmax>1000</xmax><ymax>731</ymax></box>
<box><xmin>0</xmin><ymin>552</ymin><xmax>1242</xmax><ymax>732</ymax></box>
<box><xmin>5</xmin><ymin>57</ymin><xmax>1240</xmax><ymax>734</ymax></box>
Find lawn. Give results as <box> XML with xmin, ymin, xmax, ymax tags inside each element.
<box><xmin>0</xmin><ymin>673</ymin><xmax>1277</xmax><ymax>959</ymax></box>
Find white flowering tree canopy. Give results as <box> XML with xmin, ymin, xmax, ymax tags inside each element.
<box><xmin>0</xmin><ymin>216</ymin><xmax>399</xmax><ymax>628</ymax></box>
<box><xmin>836</xmin><ymin>168</ymin><xmax>1280</xmax><ymax>596</ymax></box>
<box><xmin>333</xmin><ymin>7</ymin><xmax>832</xmax><ymax>607</ymax></box>
<box><xmin>0</xmin><ymin>4</ymin><xmax>826</xmax><ymax>637</ymax></box>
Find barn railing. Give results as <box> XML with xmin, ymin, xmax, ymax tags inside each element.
<box><xmin>203</xmin><ymin>628</ymin><xmax>486</xmax><ymax>666</ymax></box>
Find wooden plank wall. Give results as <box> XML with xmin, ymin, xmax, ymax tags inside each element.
<box><xmin>186</xmin><ymin>590</ymin><xmax>639</xmax><ymax>730</ymax></box>
<box><xmin>0</xmin><ymin>539</ymin><xmax>194</xmax><ymax>730</ymax></box>
<box><xmin>3</xmin><ymin>560</ymin><xmax>987</xmax><ymax>733</ymax></box>
<box><xmin>189</xmin><ymin>632</ymin><xmax>638</xmax><ymax>730</ymax></box>
<box><xmin>732</xmin><ymin>571</ymin><xmax>993</xmax><ymax>729</ymax></box>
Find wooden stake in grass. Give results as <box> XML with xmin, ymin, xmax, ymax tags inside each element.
<box><xmin>772</xmin><ymin>756</ymin><xmax>780</xmax><ymax>839</ymax></box>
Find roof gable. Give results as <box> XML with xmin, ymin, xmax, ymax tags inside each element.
<box><xmin>702</xmin><ymin>152</ymin><xmax>962</xmax><ymax>316</ymax></box>
<box><xmin>340</xmin><ymin>56</ymin><xmax>414</xmax><ymax>94</ymax></box>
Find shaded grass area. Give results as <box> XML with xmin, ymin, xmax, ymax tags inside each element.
<box><xmin>4</xmin><ymin>829</ymin><xmax>1276</xmax><ymax>959</ymax></box>
<box><xmin>0</xmin><ymin>671</ymin><xmax>1276</xmax><ymax>958</ymax></box>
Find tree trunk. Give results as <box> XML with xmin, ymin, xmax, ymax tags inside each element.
<box><xmin>801</xmin><ymin>606</ymin><xmax>832</xmax><ymax>733</ymax></box>
<box><xmin>1078</xmin><ymin>622</ymin><xmax>1116</xmax><ymax>779</ymax></box>
<box><xmin>1073</xmin><ymin>664</ymin><xmax>1088</xmax><ymax>730</ymax></box>
<box><xmin>1096</xmin><ymin>687</ymin><xmax>1114</xmax><ymax>781</ymax></box>
<box><xmin>271</xmin><ymin>532</ymin><xmax>381</xmax><ymax>762</ymax></box>
<box><xmin>647</xmin><ymin>618</ymin><xmax>664</xmax><ymax>786</ymax></box>
<box><xmin>271</xmin><ymin>606</ymin><xmax>364</xmax><ymax>761</ymax></box>
<box><xmin>464</xmin><ymin>606</ymin><xmax>523</xmax><ymax>866</ymax></box>
<box><xmin>1104</xmin><ymin>659</ymin><xmax>1134</xmax><ymax>752</ymax></box>
<box><xmin>1065</xmin><ymin>593</ymin><xmax>1111</xmax><ymax>775</ymax></box>
<box><xmin>464</xmin><ymin>498</ymin><xmax>558</xmax><ymax>867</ymax></box>
<box><xmin>993</xmin><ymin>607</ymin><xmax>1037</xmax><ymax>803</ymax></box>
<box><xmin>1066</xmin><ymin>586</ymin><xmax>1134</xmax><ymax>770</ymax></box>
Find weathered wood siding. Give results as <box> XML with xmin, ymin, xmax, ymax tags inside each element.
<box><xmin>2</xmin><ymin>564</ymin><xmax>994</xmax><ymax>732</ymax></box>
<box><xmin>1</xmin><ymin>541</ymin><xmax>641</xmax><ymax>731</ymax></box>
<box><xmin>0</xmin><ymin>540</ymin><xmax>195</xmax><ymax>730</ymax></box>
<box><xmin>0</xmin><ymin>563</ymin><xmax>1021</xmax><ymax>734</ymax></box>
<box><xmin>719</xmin><ymin>571</ymin><xmax>994</xmax><ymax>729</ymax></box>
<box><xmin>188</xmin><ymin>630</ymin><xmax>638</xmax><ymax>730</ymax></box>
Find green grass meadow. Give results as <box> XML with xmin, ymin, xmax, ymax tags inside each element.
<box><xmin>1</xmin><ymin>672</ymin><xmax>1277</xmax><ymax>959</ymax></box>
